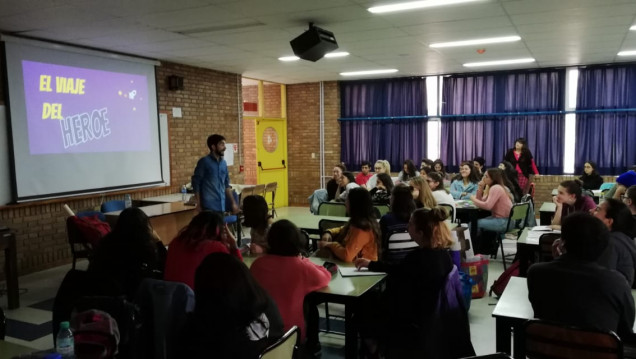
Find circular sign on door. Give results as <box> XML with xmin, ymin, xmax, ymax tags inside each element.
<box><xmin>262</xmin><ymin>127</ymin><xmax>278</xmax><ymax>153</ymax></box>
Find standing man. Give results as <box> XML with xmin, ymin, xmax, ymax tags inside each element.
<box><xmin>355</xmin><ymin>161</ymin><xmax>373</xmax><ymax>186</ymax></box>
<box><xmin>192</xmin><ymin>134</ymin><xmax>239</xmax><ymax>214</ymax></box>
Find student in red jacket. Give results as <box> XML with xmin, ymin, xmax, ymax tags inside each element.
<box><xmin>164</xmin><ymin>211</ymin><xmax>241</xmax><ymax>289</ymax></box>
<box><xmin>250</xmin><ymin>220</ymin><xmax>331</xmax><ymax>343</ymax></box>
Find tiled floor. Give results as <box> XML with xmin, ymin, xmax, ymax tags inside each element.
<box><xmin>0</xmin><ymin>206</ymin><xmax>512</xmax><ymax>358</ymax></box>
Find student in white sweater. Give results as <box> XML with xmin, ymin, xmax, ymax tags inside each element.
<box><xmin>427</xmin><ymin>172</ymin><xmax>456</xmax><ymax>221</ymax></box>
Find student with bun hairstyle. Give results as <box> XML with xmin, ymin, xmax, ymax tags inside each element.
<box><xmin>551</xmin><ymin>180</ymin><xmax>596</xmax><ymax>227</ymax></box>
<box><xmin>366</xmin><ymin>160</ymin><xmax>391</xmax><ymax>190</ymax></box>
<box><xmin>355</xmin><ymin>207</ymin><xmax>474</xmax><ymax>358</ymax></box>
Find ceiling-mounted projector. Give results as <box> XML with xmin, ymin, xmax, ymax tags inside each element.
<box><xmin>290</xmin><ymin>23</ymin><xmax>339</xmax><ymax>62</ymax></box>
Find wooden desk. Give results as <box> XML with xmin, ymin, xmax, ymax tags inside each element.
<box><xmin>277</xmin><ymin>213</ymin><xmax>350</xmax><ymax>235</ymax></box>
<box><xmin>105</xmin><ymin>203</ymin><xmax>196</xmax><ymax>245</ymax></box>
<box><xmin>539</xmin><ymin>202</ymin><xmax>556</xmax><ymax>225</ymax></box>
<box><xmin>243</xmin><ymin>255</ymin><xmax>386</xmax><ymax>359</ymax></box>
<box><xmin>0</xmin><ymin>229</ymin><xmax>19</xmax><ymax>309</ymax></box>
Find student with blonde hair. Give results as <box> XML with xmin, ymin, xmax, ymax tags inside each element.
<box><xmin>365</xmin><ymin>160</ymin><xmax>391</xmax><ymax>190</ymax></box>
<box><xmin>410</xmin><ymin>176</ymin><xmax>437</xmax><ymax>209</ymax></box>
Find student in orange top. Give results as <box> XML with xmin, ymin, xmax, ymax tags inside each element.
<box><xmin>318</xmin><ymin>187</ymin><xmax>380</xmax><ymax>262</ymax></box>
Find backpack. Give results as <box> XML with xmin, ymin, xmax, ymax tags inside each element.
<box><xmin>489</xmin><ymin>260</ymin><xmax>520</xmax><ymax>297</ymax></box>
<box><xmin>71</xmin><ymin>309</ymin><xmax>120</xmax><ymax>358</ymax></box>
<box><xmin>69</xmin><ymin>215</ymin><xmax>111</xmax><ymax>247</ymax></box>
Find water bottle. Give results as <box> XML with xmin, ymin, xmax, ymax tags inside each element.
<box><xmin>124</xmin><ymin>194</ymin><xmax>132</xmax><ymax>208</ymax></box>
<box><xmin>181</xmin><ymin>185</ymin><xmax>187</xmax><ymax>202</ymax></box>
<box><xmin>56</xmin><ymin>321</ymin><xmax>74</xmax><ymax>358</ymax></box>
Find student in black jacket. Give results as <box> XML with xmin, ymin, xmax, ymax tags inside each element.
<box><xmin>579</xmin><ymin>161</ymin><xmax>604</xmax><ymax>190</ymax></box>
<box><xmin>356</xmin><ymin>207</ymin><xmax>475</xmax><ymax>358</ymax></box>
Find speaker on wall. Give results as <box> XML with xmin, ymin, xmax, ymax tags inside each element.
<box><xmin>290</xmin><ymin>23</ymin><xmax>339</xmax><ymax>62</ymax></box>
<box><xmin>167</xmin><ymin>75</ymin><xmax>184</xmax><ymax>91</ymax></box>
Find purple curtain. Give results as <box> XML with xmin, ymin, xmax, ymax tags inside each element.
<box><xmin>440</xmin><ymin>70</ymin><xmax>565</xmax><ymax>174</ymax></box>
<box><xmin>575</xmin><ymin>65</ymin><xmax>636</xmax><ymax>175</ymax></box>
<box><xmin>340</xmin><ymin>77</ymin><xmax>427</xmax><ymax>170</ymax></box>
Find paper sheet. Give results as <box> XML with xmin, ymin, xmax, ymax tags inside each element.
<box><xmin>338</xmin><ymin>267</ymin><xmax>385</xmax><ymax>277</ymax></box>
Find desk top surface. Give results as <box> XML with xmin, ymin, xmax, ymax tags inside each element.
<box><xmin>0</xmin><ymin>340</ymin><xmax>37</xmax><ymax>357</ymax></box>
<box><xmin>243</xmin><ymin>255</ymin><xmax>385</xmax><ymax>298</ymax></box>
<box><xmin>492</xmin><ymin>277</ymin><xmax>534</xmax><ymax>320</ymax></box>
<box><xmin>105</xmin><ymin>202</ymin><xmax>196</xmax><ymax>218</ymax></box>
<box><xmin>539</xmin><ymin>202</ymin><xmax>556</xmax><ymax>212</ymax></box>
<box><xmin>142</xmin><ymin>193</ymin><xmax>193</xmax><ymax>203</ymax></box>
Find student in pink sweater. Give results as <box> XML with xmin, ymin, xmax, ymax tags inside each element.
<box><xmin>470</xmin><ymin>168</ymin><xmax>513</xmax><ymax>235</ymax></box>
<box><xmin>250</xmin><ymin>220</ymin><xmax>331</xmax><ymax>344</ymax></box>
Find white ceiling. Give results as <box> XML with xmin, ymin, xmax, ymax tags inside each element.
<box><xmin>1</xmin><ymin>0</ymin><xmax>636</xmax><ymax>84</ymax></box>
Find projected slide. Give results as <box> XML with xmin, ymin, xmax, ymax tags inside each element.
<box><xmin>22</xmin><ymin>60</ymin><xmax>151</xmax><ymax>154</ymax></box>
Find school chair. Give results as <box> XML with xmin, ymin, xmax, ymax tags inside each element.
<box><xmin>264</xmin><ymin>182</ymin><xmax>278</xmax><ymax>218</ymax></box>
<box><xmin>259</xmin><ymin>326</ymin><xmax>298</xmax><ymax>359</ymax></box>
<box><xmin>493</xmin><ymin>202</ymin><xmax>531</xmax><ymax>270</ymax></box>
<box><xmin>317</xmin><ymin>202</ymin><xmax>347</xmax><ymax>217</ymax></box>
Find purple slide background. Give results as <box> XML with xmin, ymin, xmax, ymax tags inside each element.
<box><xmin>22</xmin><ymin>60</ymin><xmax>151</xmax><ymax>154</ymax></box>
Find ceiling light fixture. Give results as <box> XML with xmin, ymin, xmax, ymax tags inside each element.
<box><xmin>368</xmin><ymin>0</ymin><xmax>482</xmax><ymax>14</ymax></box>
<box><xmin>430</xmin><ymin>36</ymin><xmax>521</xmax><ymax>48</ymax></box>
<box><xmin>324</xmin><ymin>51</ymin><xmax>350</xmax><ymax>58</ymax></box>
<box><xmin>340</xmin><ymin>69</ymin><xmax>398</xmax><ymax>76</ymax></box>
<box><xmin>618</xmin><ymin>50</ymin><xmax>636</xmax><ymax>56</ymax></box>
<box><xmin>463</xmin><ymin>58</ymin><xmax>535</xmax><ymax>67</ymax></box>
<box><xmin>278</xmin><ymin>56</ymin><xmax>300</xmax><ymax>61</ymax></box>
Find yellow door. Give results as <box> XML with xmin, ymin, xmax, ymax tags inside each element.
<box><xmin>256</xmin><ymin>118</ymin><xmax>288</xmax><ymax>208</ymax></box>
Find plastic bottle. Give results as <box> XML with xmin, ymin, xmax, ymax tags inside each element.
<box><xmin>124</xmin><ymin>194</ymin><xmax>132</xmax><ymax>208</ymax></box>
<box><xmin>181</xmin><ymin>185</ymin><xmax>187</xmax><ymax>202</ymax></box>
<box><xmin>56</xmin><ymin>321</ymin><xmax>74</xmax><ymax>358</ymax></box>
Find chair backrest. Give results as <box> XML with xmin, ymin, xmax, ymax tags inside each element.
<box><xmin>438</xmin><ymin>203</ymin><xmax>455</xmax><ymax>222</ymax></box>
<box><xmin>507</xmin><ymin>202</ymin><xmax>530</xmax><ymax>231</ymax></box>
<box><xmin>101</xmin><ymin>200</ymin><xmax>126</xmax><ymax>213</ymax></box>
<box><xmin>374</xmin><ymin>205</ymin><xmax>390</xmax><ymax>217</ymax></box>
<box><xmin>583</xmin><ymin>189</ymin><xmax>595</xmax><ymax>198</ymax></box>
<box><xmin>386</xmin><ymin>231</ymin><xmax>418</xmax><ymax>263</ymax></box>
<box><xmin>259</xmin><ymin>325</ymin><xmax>298</xmax><ymax>359</ymax></box>
<box><xmin>264</xmin><ymin>182</ymin><xmax>278</xmax><ymax>193</ymax></box>
<box><xmin>600</xmin><ymin>183</ymin><xmax>616</xmax><ymax>191</ymax></box>
<box><xmin>253</xmin><ymin>184</ymin><xmax>266</xmax><ymax>197</ymax></box>
<box><xmin>318</xmin><ymin>219</ymin><xmax>347</xmax><ymax>234</ymax></box>
<box><xmin>538</xmin><ymin>233</ymin><xmax>561</xmax><ymax>263</ymax></box>
<box><xmin>317</xmin><ymin>202</ymin><xmax>347</xmax><ymax>217</ymax></box>
<box><xmin>525</xmin><ymin>319</ymin><xmax>623</xmax><ymax>359</ymax></box>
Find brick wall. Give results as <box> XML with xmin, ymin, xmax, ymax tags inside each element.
<box><xmin>0</xmin><ymin>61</ymin><xmax>242</xmax><ymax>278</ymax></box>
<box><xmin>263</xmin><ymin>83</ymin><xmax>281</xmax><ymax>118</ymax></box>
<box><xmin>287</xmin><ymin>82</ymin><xmax>340</xmax><ymax>205</ymax></box>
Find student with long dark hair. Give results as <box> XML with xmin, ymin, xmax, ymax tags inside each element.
<box><xmin>398</xmin><ymin>159</ymin><xmax>419</xmax><ymax>183</ymax></box>
<box><xmin>498</xmin><ymin>160</ymin><xmax>523</xmax><ymax>202</ymax></box>
<box><xmin>551</xmin><ymin>180</ymin><xmax>596</xmax><ymax>227</ymax></box>
<box><xmin>242</xmin><ymin>195</ymin><xmax>274</xmax><ymax>254</ymax></box>
<box><xmin>318</xmin><ymin>187</ymin><xmax>381</xmax><ymax>262</ymax></box>
<box><xmin>164</xmin><ymin>211</ymin><xmax>241</xmax><ymax>288</ymax></box>
<box><xmin>379</xmin><ymin>185</ymin><xmax>417</xmax><ymax>259</ymax></box>
<box><xmin>432</xmin><ymin>159</ymin><xmax>450</xmax><ymax>181</ymax></box>
<box><xmin>180</xmin><ymin>253</ymin><xmax>283</xmax><ymax>358</ymax></box>
<box><xmin>355</xmin><ymin>208</ymin><xmax>475</xmax><ymax>358</ymax></box>
<box><xmin>595</xmin><ymin>199</ymin><xmax>636</xmax><ymax>285</ymax></box>
<box><xmin>370</xmin><ymin>173</ymin><xmax>394</xmax><ymax>205</ymax></box>
<box><xmin>250</xmin><ymin>220</ymin><xmax>331</xmax><ymax>344</ymax></box>
<box><xmin>88</xmin><ymin>207</ymin><xmax>167</xmax><ymax>299</ymax></box>
<box><xmin>503</xmin><ymin>137</ymin><xmax>539</xmax><ymax>192</ymax></box>
<box><xmin>579</xmin><ymin>161</ymin><xmax>604</xmax><ymax>190</ymax></box>
<box><xmin>450</xmin><ymin>161</ymin><xmax>480</xmax><ymax>200</ymax></box>
<box><xmin>427</xmin><ymin>172</ymin><xmax>456</xmax><ymax>221</ymax></box>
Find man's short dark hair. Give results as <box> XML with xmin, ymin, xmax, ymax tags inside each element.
<box><xmin>561</xmin><ymin>212</ymin><xmax>609</xmax><ymax>261</ymax></box>
<box><xmin>207</xmin><ymin>134</ymin><xmax>225</xmax><ymax>150</ymax></box>
<box><xmin>361</xmin><ymin>161</ymin><xmax>371</xmax><ymax>168</ymax></box>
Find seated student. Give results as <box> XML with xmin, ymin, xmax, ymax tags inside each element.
<box><xmin>397</xmin><ymin>159</ymin><xmax>420</xmax><ymax>184</ymax></box>
<box><xmin>410</xmin><ymin>176</ymin><xmax>437</xmax><ymax>209</ymax></box>
<box><xmin>473</xmin><ymin>157</ymin><xmax>485</xmax><ymax>176</ymax></box>
<box><xmin>179</xmin><ymin>253</ymin><xmax>284</xmax><ymax>358</ymax></box>
<box><xmin>369</xmin><ymin>173</ymin><xmax>394</xmax><ymax>205</ymax></box>
<box><xmin>165</xmin><ymin>211</ymin><xmax>242</xmax><ymax>289</ymax></box>
<box><xmin>580</xmin><ymin>161</ymin><xmax>604</xmax><ymax>190</ymax></box>
<box><xmin>528</xmin><ymin>213</ymin><xmax>635</xmax><ymax>340</ymax></box>
<box><xmin>626</xmin><ymin>185</ymin><xmax>636</xmax><ymax>216</ymax></box>
<box><xmin>427</xmin><ymin>172</ymin><xmax>456</xmax><ymax>221</ymax></box>
<box><xmin>308</xmin><ymin>164</ymin><xmax>346</xmax><ymax>213</ymax></box>
<box><xmin>242</xmin><ymin>195</ymin><xmax>274</xmax><ymax>254</ymax></box>
<box><xmin>336</xmin><ymin>171</ymin><xmax>360</xmax><ymax>201</ymax></box>
<box><xmin>421</xmin><ymin>158</ymin><xmax>434</xmax><ymax>171</ymax></box>
<box><xmin>595</xmin><ymin>199</ymin><xmax>636</xmax><ymax>285</ymax></box>
<box><xmin>419</xmin><ymin>165</ymin><xmax>432</xmax><ymax>179</ymax></box>
<box><xmin>318</xmin><ymin>187</ymin><xmax>380</xmax><ymax>262</ymax></box>
<box><xmin>450</xmin><ymin>161</ymin><xmax>480</xmax><ymax>200</ymax></box>
<box><xmin>355</xmin><ymin>208</ymin><xmax>475</xmax><ymax>358</ymax></box>
<box><xmin>365</xmin><ymin>160</ymin><xmax>391</xmax><ymax>190</ymax></box>
<box><xmin>470</xmin><ymin>168</ymin><xmax>513</xmax><ymax>239</ymax></box>
<box><xmin>88</xmin><ymin>207</ymin><xmax>167</xmax><ymax>299</ymax></box>
<box><xmin>250</xmin><ymin>220</ymin><xmax>331</xmax><ymax>344</ymax></box>
<box><xmin>551</xmin><ymin>180</ymin><xmax>596</xmax><ymax>228</ymax></box>
<box><xmin>355</xmin><ymin>161</ymin><xmax>373</xmax><ymax>186</ymax></box>
<box><xmin>379</xmin><ymin>185</ymin><xmax>417</xmax><ymax>261</ymax></box>
<box><xmin>330</xmin><ymin>164</ymin><xmax>347</xmax><ymax>200</ymax></box>
<box><xmin>432</xmin><ymin>159</ymin><xmax>451</xmax><ymax>182</ymax></box>
<box><xmin>604</xmin><ymin>168</ymin><xmax>636</xmax><ymax>200</ymax></box>
<box><xmin>498</xmin><ymin>160</ymin><xmax>523</xmax><ymax>202</ymax></box>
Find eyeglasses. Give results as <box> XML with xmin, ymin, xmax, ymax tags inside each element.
<box><xmin>374</xmin><ymin>167</ymin><xmax>382</xmax><ymax>170</ymax></box>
